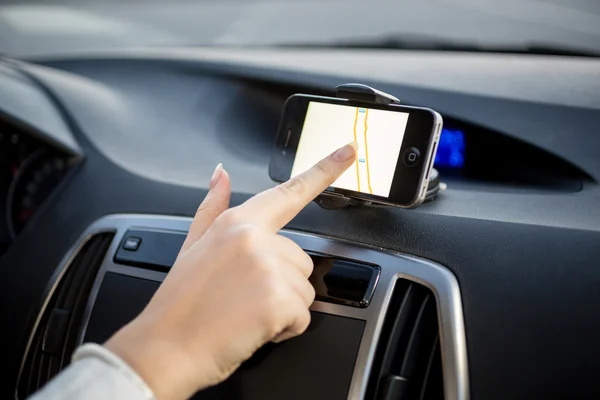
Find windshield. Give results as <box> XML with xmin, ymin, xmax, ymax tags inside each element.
<box><xmin>1</xmin><ymin>0</ymin><xmax>600</xmax><ymax>57</ymax></box>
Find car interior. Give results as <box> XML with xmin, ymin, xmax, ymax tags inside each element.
<box><xmin>1</xmin><ymin>1</ymin><xmax>600</xmax><ymax>399</ymax></box>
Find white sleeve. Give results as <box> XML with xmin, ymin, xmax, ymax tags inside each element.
<box><xmin>29</xmin><ymin>343</ymin><xmax>155</xmax><ymax>400</ymax></box>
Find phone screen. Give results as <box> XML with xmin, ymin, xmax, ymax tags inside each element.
<box><xmin>290</xmin><ymin>102</ymin><xmax>409</xmax><ymax>198</ymax></box>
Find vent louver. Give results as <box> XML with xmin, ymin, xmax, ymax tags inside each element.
<box><xmin>17</xmin><ymin>233</ymin><xmax>114</xmax><ymax>398</ymax></box>
<box><xmin>367</xmin><ymin>279</ymin><xmax>444</xmax><ymax>400</ymax></box>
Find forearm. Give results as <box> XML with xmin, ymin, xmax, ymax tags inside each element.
<box><xmin>30</xmin><ymin>344</ymin><xmax>155</xmax><ymax>400</ymax></box>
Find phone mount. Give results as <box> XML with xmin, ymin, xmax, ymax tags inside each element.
<box><xmin>313</xmin><ymin>83</ymin><xmax>441</xmax><ymax>210</ymax></box>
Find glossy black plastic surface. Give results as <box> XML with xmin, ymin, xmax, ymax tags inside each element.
<box><xmin>308</xmin><ymin>253</ymin><xmax>379</xmax><ymax>308</ymax></box>
<box><xmin>86</xmin><ymin>273</ymin><xmax>366</xmax><ymax>400</ymax></box>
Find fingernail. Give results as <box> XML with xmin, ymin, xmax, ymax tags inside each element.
<box><xmin>209</xmin><ymin>163</ymin><xmax>223</xmax><ymax>189</ymax></box>
<box><xmin>333</xmin><ymin>142</ymin><xmax>358</xmax><ymax>162</ymax></box>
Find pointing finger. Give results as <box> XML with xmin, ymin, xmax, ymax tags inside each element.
<box><xmin>181</xmin><ymin>164</ymin><xmax>231</xmax><ymax>252</ymax></box>
<box><xmin>239</xmin><ymin>142</ymin><xmax>357</xmax><ymax>231</ymax></box>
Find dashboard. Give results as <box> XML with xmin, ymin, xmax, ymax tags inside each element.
<box><xmin>0</xmin><ymin>48</ymin><xmax>599</xmax><ymax>400</ymax></box>
<box><xmin>0</xmin><ymin>88</ymin><xmax>588</xmax><ymax>258</ymax></box>
<box><xmin>0</xmin><ymin>112</ymin><xmax>586</xmax><ymax>258</ymax></box>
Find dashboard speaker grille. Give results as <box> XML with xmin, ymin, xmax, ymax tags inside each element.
<box><xmin>367</xmin><ymin>279</ymin><xmax>444</xmax><ymax>400</ymax></box>
<box><xmin>16</xmin><ymin>233</ymin><xmax>114</xmax><ymax>398</ymax></box>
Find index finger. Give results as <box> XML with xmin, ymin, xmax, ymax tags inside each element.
<box><xmin>239</xmin><ymin>141</ymin><xmax>357</xmax><ymax>231</ymax></box>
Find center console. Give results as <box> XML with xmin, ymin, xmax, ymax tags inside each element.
<box><xmin>17</xmin><ymin>214</ymin><xmax>469</xmax><ymax>400</ymax></box>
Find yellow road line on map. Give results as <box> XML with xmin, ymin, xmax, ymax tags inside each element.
<box><xmin>364</xmin><ymin>108</ymin><xmax>373</xmax><ymax>194</ymax></box>
<box><xmin>353</xmin><ymin>107</ymin><xmax>361</xmax><ymax>192</ymax></box>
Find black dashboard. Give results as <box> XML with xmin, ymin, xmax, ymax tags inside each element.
<box><xmin>1</xmin><ymin>48</ymin><xmax>600</xmax><ymax>400</ymax></box>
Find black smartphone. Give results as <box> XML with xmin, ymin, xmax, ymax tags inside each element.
<box><xmin>269</xmin><ymin>94</ymin><xmax>443</xmax><ymax>208</ymax></box>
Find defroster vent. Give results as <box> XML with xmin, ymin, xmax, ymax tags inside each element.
<box><xmin>16</xmin><ymin>233</ymin><xmax>114</xmax><ymax>398</ymax></box>
<box><xmin>367</xmin><ymin>279</ymin><xmax>444</xmax><ymax>400</ymax></box>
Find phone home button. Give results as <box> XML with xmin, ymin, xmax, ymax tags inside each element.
<box><xmin>403</xmin><ymin>147</ymin><xmax>421</xmax><ymax>167</ymax></box>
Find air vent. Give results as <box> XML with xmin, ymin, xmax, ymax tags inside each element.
<box><xmin>367</xmin><ymin>279</ymin><xmax>444</xmax><ymax>400</ymax></box>
<box><xmin>17</xmin><ymin>233</ymin><xmax>114</xmax><ymax>398</ymax></box>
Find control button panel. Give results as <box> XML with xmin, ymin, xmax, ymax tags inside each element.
<box><xmin>114</xmin><ymin>229</ymin><xmax>186</xmax><ymax>270</ymax></box>
<box><xmin>122</xmin><ymin>237</ymin><xmax>141</xmax><ymax>251</ymax></box>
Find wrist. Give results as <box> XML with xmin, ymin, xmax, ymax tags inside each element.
<box><xmin>104</xmin><ymin>319</ymin><xmax>212</xmax><ymax>400</ymax></box>
<box><xmin>73</xmin><ymin>343</ymin><xmax>155</xmax><ymax>399</ymax></box>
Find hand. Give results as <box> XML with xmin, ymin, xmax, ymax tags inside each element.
<box><xmin>104</xmin><ymin>142</ymin><xmax>358</xmax><ymax>400</ymax></box>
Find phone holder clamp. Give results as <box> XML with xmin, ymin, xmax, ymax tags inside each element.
<box><xmin>313</xmin><ymin>83</ymin><xmax>441</xmax><ymax>210</ymax></box>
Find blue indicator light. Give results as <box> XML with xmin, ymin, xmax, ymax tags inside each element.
<box><xmin>434</xmin><ymin>128</ymin><xmax>465</xmax><ymax>169</ymax></box>
<box><xmin>358</xmin><ymin>158</ymin><xmax>366</xmax><ymax>163</ymax></box>
<box><xmin>358</xmin><ymin>108</ymin><xmax>366</xmax><ymax>113</ymax></box>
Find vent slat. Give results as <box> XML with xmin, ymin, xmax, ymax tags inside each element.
<box><xmin>46</xmin><ymin>357</ymin><xmax>61</xmax><ymax>387</ymax></box>
<box><xmin>17</xmin><ymin>233</ymin><xmax>113</xmax><ymax>398</ymax></box>
<box><xmin>35</xmin><ymin>350</ymin><xmax>50</xmax><ymax>395</ymax></box>
<box><xmin>380</xmin><ymin>283</ymin><xmax>421</xmax><ymax>377</ymax></box>
<box><xmin>61</xmin><ymin>235</ymin><xmax>112</xmax><ymax>367</ymax></box>
<box><xmin>367</xmin><ymin>279</ymin><xmax>444</xmax><ymax>400</ymax></box>
<box><xmin>53</xmin><ymin>245</ymin><xmax>81</xmax><ymax>308</ymax></box>
<box><xmin>419</xmin><ymin>337</ymin><xmax>443</xmax><ymax>400</ymax></box>
<box><xmin>399</xmin><ymin>294</ymin><xmax>432</xmax><ymax>377</ymax></box>
<box><xmin>26</xmin><ymin>333</ymin><xmax>43</xmax><ymax>396</ymax></box>
<box><xmin>399</xmin><ymin>294</ymin><xmax>439</xmax><ymax>396</ymax></box>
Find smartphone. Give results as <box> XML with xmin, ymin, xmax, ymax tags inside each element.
<box><xmin>269</xmin><ymin>94</ymin><xmax>443</xmax><ymax>208</ymax></box>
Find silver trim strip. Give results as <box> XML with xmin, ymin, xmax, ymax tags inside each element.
<box><xmin>14</xmin><ymin>226</ymin><xmax>117</xmax><ymax>400</ymax></box>
<box><xmin>19</xmin><ymin>214</ymin><xmax>469</xmax><ymax>400</ymax></box>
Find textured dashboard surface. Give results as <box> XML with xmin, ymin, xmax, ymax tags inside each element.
<box><xmin>0</xmin><ymin>62</ymin><xmax>80</xmax><ymax>155</ymax></box>
<box><xmin>0</xmin><ymin>51</ymin><xmax>600</xmax><ymax>400</ymax></box>
<box><xmin>24</xmin><ymin>49</ymin><xmax>600</xmax><ymax>185</ymax></box>
<box><xmin>14</xmin><ymin>52</ymin><xmax>600</xmax><ymax>231</ymax></box>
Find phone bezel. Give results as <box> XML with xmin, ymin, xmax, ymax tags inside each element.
<box><xmin>269</xmin><ymin>94</ymin><xmax>442</xmax><ymax>208</ymax></box>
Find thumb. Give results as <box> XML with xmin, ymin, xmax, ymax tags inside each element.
<box><xmin>181</xmin><ymin>164</ymin><xmax>231</xmax><ymax>252</ymax></box>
